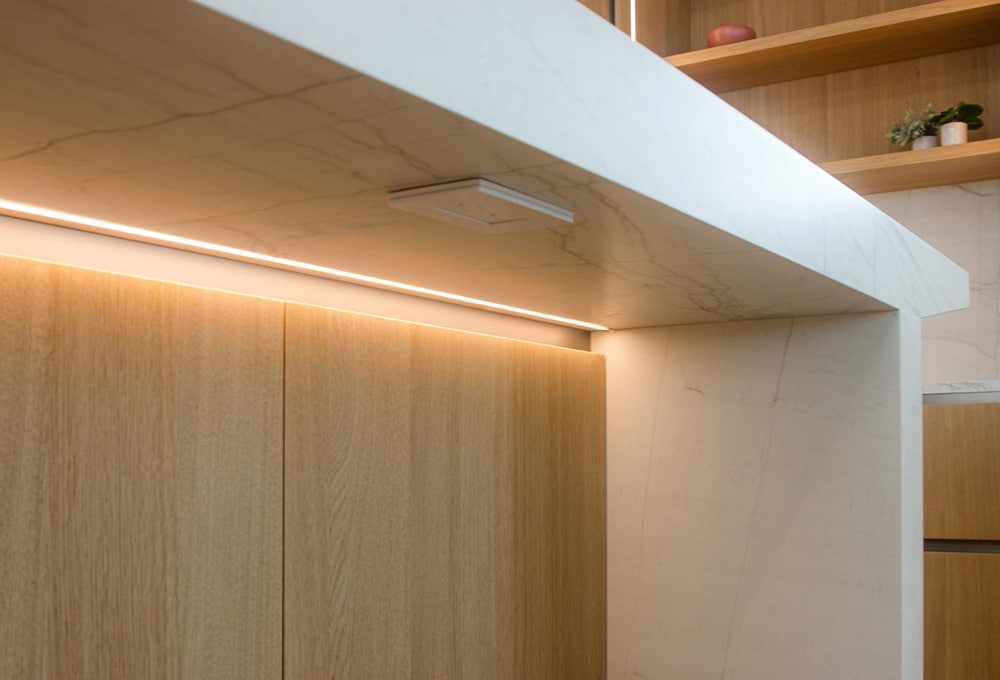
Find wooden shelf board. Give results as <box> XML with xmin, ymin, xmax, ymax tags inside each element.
<box><xmin>665</xmin><ymin>0</ymin><xmax>1000</xmax><ymax>92</ymax></box>
<box><xmin>820</xmin><ymin>138</ymin><xmax>1000</xmax><ymax>195</ymax></box>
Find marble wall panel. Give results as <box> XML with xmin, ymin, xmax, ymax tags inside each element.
<box><xmin>870</xmin><ymin>179</ymin><xmax>1000</xmax><ymax>384</ymax></box>
<box><xmin>593</xmin><ymin>311</ymin><xmax>921</xmax><ymax>680</ymax></box>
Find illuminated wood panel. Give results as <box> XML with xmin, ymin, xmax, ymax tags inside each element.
<box><xmin>283</xmin><ymin>304</ymin><xmax>606</xmax><ymax>679</ymax></box>
<box><xmin>0</xmin><ymin>256</ymin><xmax>283</xmax><ymax>679</ymax></box>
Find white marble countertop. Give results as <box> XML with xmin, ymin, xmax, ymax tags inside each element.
<box><xmin>924</xmin><ymin>381</ymin><xmax>1000</xmax><ymax>394</ymax></box>
<box><xmin>923</xmin><ymin>381</ymin><xmax>1000</xmax><ymax>405</ymax></box>
<box><xmin>0</xmin><ymin>0</ymin><xmax>969</xmax><ymax>328</ymax></box>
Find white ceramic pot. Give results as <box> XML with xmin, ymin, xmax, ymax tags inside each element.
<box><xmin>940</xmin><ymin>121</ymin><xmax>968</xmax><ymax>146</ymax></box>
<box><xmin>912</xmin><ymin>135</ymin><xmax>939</xmax><ymax>150</ymax></box>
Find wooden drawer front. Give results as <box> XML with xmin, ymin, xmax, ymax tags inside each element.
<box><xmin>925</xmin><ymin>403</ymin><xmax>1000</xmax><ymax>540</ymax></box>
<box><xmin>925</xmin><ymin>552</ymin><xmax>1000</xmax><ymax>680</ymax></box>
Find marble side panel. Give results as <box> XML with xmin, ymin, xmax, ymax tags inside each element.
<box><xmin>593</xmin><ymin>311</ymin><xmax>921</xmax><ymax>680</ymax></box>
<box><xmin>898</xmin><ymin>310</ymin><xmax>923</xmax><ymax>680</ymax></box>
<box><xmin>870</xmin><ymin>179</ymin><xmax>1000</xmax><ymax>383</ymax></box>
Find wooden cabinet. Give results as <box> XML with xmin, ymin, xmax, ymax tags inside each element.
<box><xmin>0</xmin><ymin>255</ymin><xmax>607</xmax><ymax>679</ymax></box>
<box><xmin>0</xmin><ymin>257</ymin><xmax>284</xmax><ymax>678</ymax></box>
<box><xmin>925</xmin><ymin>403</ymin><xmax>1000</xmax><ymax>540</ymax></box>
<box><xmin>586</xmin><ymin>0</ymin><xmax>1000</xmax><ymax>193</ymax></box>
<box><xmin>926</xmin><ymin>552</ymin><xmax>1000</xmax><ymax>680</ymax></box>
<box><xmin>924</xmin><ymin>401</ymin><xmax>1000</xmax><ymax>680</ymax></box>
<box><xmin>283</xmin><ymin>304</ymin><xmax>606</xmax><ymax>679</ymax></box>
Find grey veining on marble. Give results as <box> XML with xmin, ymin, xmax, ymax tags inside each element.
<box><xmin>924</xmin><ymin>380</ymin><xmax>1000</xmax><ymax>394</ymax></box>
<box><xmin>594</xmin><ymin>311</ymin><xmax>922</xmax><ymax>680</ymax></box>
<box><xmin>0</xmin><ymin>0</ymin><xmax>967</xmax><ymax>329</ymax></box>
<box><xmin>871</xmin><ymin>179</ymin><xmax>1000</xmax><ymax>383</ymax></box>
<box><xmin>923</xmin><ymin>380</ymin><xmax>1000</xmax><ymax>404</ymax></box>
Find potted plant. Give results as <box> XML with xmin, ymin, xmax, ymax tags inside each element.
<box><xmin>886</xmin><ymin>104</ymin><xmax>939</xmax><ymax>150</ymax></box>
<box><xmin>928</xmin><ymin>101</ymin><xmax>984</xmax><ymax>146</ymax></box>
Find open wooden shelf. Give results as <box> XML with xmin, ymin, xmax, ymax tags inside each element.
<box><xmin>665</xmin><ymin>0</ymin><xmax>1000</xmax><ymax>92</ymax></box>
<box><xmin>820</xmin><ymin>137</ymin><xmax>1000</xmax><ymax>194</ymax></box>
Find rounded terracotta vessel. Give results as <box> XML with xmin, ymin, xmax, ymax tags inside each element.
<box><xmin>707</xmin><ymin>24</ymin><xmax>757</xmax><ymax>47</ymax></box>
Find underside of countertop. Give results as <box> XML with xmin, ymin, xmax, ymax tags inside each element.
<box><xmin>0</xmin><ymin>0</ymin><xmax>969</xmax><ymax>329</ymax></box>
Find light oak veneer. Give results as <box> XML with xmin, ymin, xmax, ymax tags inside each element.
<box><xmin>924</xmin><ymin>402</ymin><xmax>1000</xmax><ymax>540</ymax></box>
<box><xmin>925</xmin><ymin>552</ymin><xmax>1000</xmax><ymax>680</ymax></box>
<box><xmin>0</xmin><ymin>256</ymin><xmax>284</xmax><ymax>679</ymax></box>
<box><xmin>578</xmin><ymin>0</ymin><xmax>613</xmax><ymax>21</ymax></box>
<box><xmin>922</xmin><ymin>394</ymin><xmax>1000</xmax><ymax>678</ymax></box>
<box><xmin>283</xmin><ymin>304</ymin><xmax>607</xmax><ymax>679</ymax></box>
<box><xmin>667</xmin><ymin>0</ymin><xmax>1000</xmax><ymax>92</ymax></box>
<box><xmin>822</xmin><ymin>138</ymin><xmax>1000</xmax><ymax>193</ymax></box>
<box><xmin>645</xmin><ymin>0</ymin><xmax>1000</xmax><ymax>189</ymax></box>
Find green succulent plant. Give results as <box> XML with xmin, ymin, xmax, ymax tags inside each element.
<box><xmin>886</xmin><ymin>102</ymin><xmax>985</xmax><ymax>148</ymax></box>
<box><xmin>886</xmin><ymin>104</ymin><xmax>937</xmax><ymax>147</ymax></box>
<box><xmin>929</xmin><ymin>101</ymin><xmax>984</xmax><ymax>130</ymax></box>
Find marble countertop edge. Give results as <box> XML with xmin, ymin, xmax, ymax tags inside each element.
<box><xmin>192</xmin><ymin>0</ymin><xmax>969</xmax><ymax>320</ymax></box>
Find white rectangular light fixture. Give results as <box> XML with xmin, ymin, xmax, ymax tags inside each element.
<box><xmin>388</xmin><ymin>178</ymin><xmax>573</xmax><ymax>234</ymax></box>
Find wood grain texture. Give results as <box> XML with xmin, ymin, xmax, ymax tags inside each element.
<box><xmin>635</xmin><ymin>0</ymin><xmax>691</xmax><ymax>55</ymax></box>
<box><xmin>821</xmin><ymin>44</ymin><xmax>997</xmax><ymax>159</ymax></box>
<box><xmin>722</xmin><ymin>77</ymin><xmax>831</xmax><ymax>160</ymax></box>
<box><xmin>821</xmin><ymin>137</ymin><xmax>1000</xmax><ymax>193</ymax></box>
<box><xmin>720</xmin><ymin>44</ymin><xmax>998</xmax><ymax>163</ymax></box>
<box><xmin>614</xmin><ymin>0</ymin><xmax>632</xmax><ymax>33</ymax></box>
<box><xmin>925</xmin><ymin>552</ymin><xmax>1000</xmax><ymax>679</ymax></box>
<box><xmin>686</xmin><ymin>0</ymin><xmax>823</xmax><ymax>52</ymax></box>
<box><xmin>924</xmin><ymin>403</ymin><xmax>1000</xmax><ymax>540</ymax></box>
<box><xmin>822</xmin><ymin>0</ymin><xmax>940</xmax><ymax>23</ymax></box>
<box><xmin>670</xmin><ymin>0</ymin><xmax>1000</xmax><ymax>91</ymax></box>
<box><xmin>577</xmin><ymin>0</ymin><xmax>614</xmax><ymax>21</ymax></box>
<box><xmin>283</xmin><ymin>305</ymin><xmax>606</xmax><ymax>680</ymax></box>
<box><xmin>0</xmin><ymin>256</ymin><xmax>283</xmax><ymax>679</ymax></box>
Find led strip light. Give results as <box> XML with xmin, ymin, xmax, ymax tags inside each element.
<box><xmin>0</xmin><ymin>198</ymin><xmax>609</xmax><ymax>331</ymax></box>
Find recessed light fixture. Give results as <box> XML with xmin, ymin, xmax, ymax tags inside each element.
<box><xmin>0</xmin><ymin>197</ymin><xmax>608</xmax><ymax>331</ymax></box>
<box><xmin>388</xmin><ymin>178</ymin><xmax>573</xmax><ymax>234</ymax></box>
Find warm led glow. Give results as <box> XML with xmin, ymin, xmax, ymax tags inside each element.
<box><xmin>0</xmin><ymin>198</ymin><xmax>609</xmax><ymax>332</ymax></box>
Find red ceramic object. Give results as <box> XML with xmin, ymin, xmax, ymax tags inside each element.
<box><xmin>706</xmin><ymin>24</ymin><xmax>757</xmax><ymax>47</ymax></box>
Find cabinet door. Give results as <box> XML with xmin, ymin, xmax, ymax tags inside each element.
<box><xmin>284</xmin><ymin>304</ymin><xmax>606</xmax><ymax>679</ymax></box>
<box><xmin>924</xmin><ymin>403</ymin><xmax>1000</xmax><ymax>540</ymax></box>
<box><xmin>926</xmin><ymin>552</ymin><xmax>1000</xmax><ymax>680</ymax></box>
<box><xmin>0</xmin><ymin>257</ymin><xmax>283</xmax><ymax>679</ymax></box>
